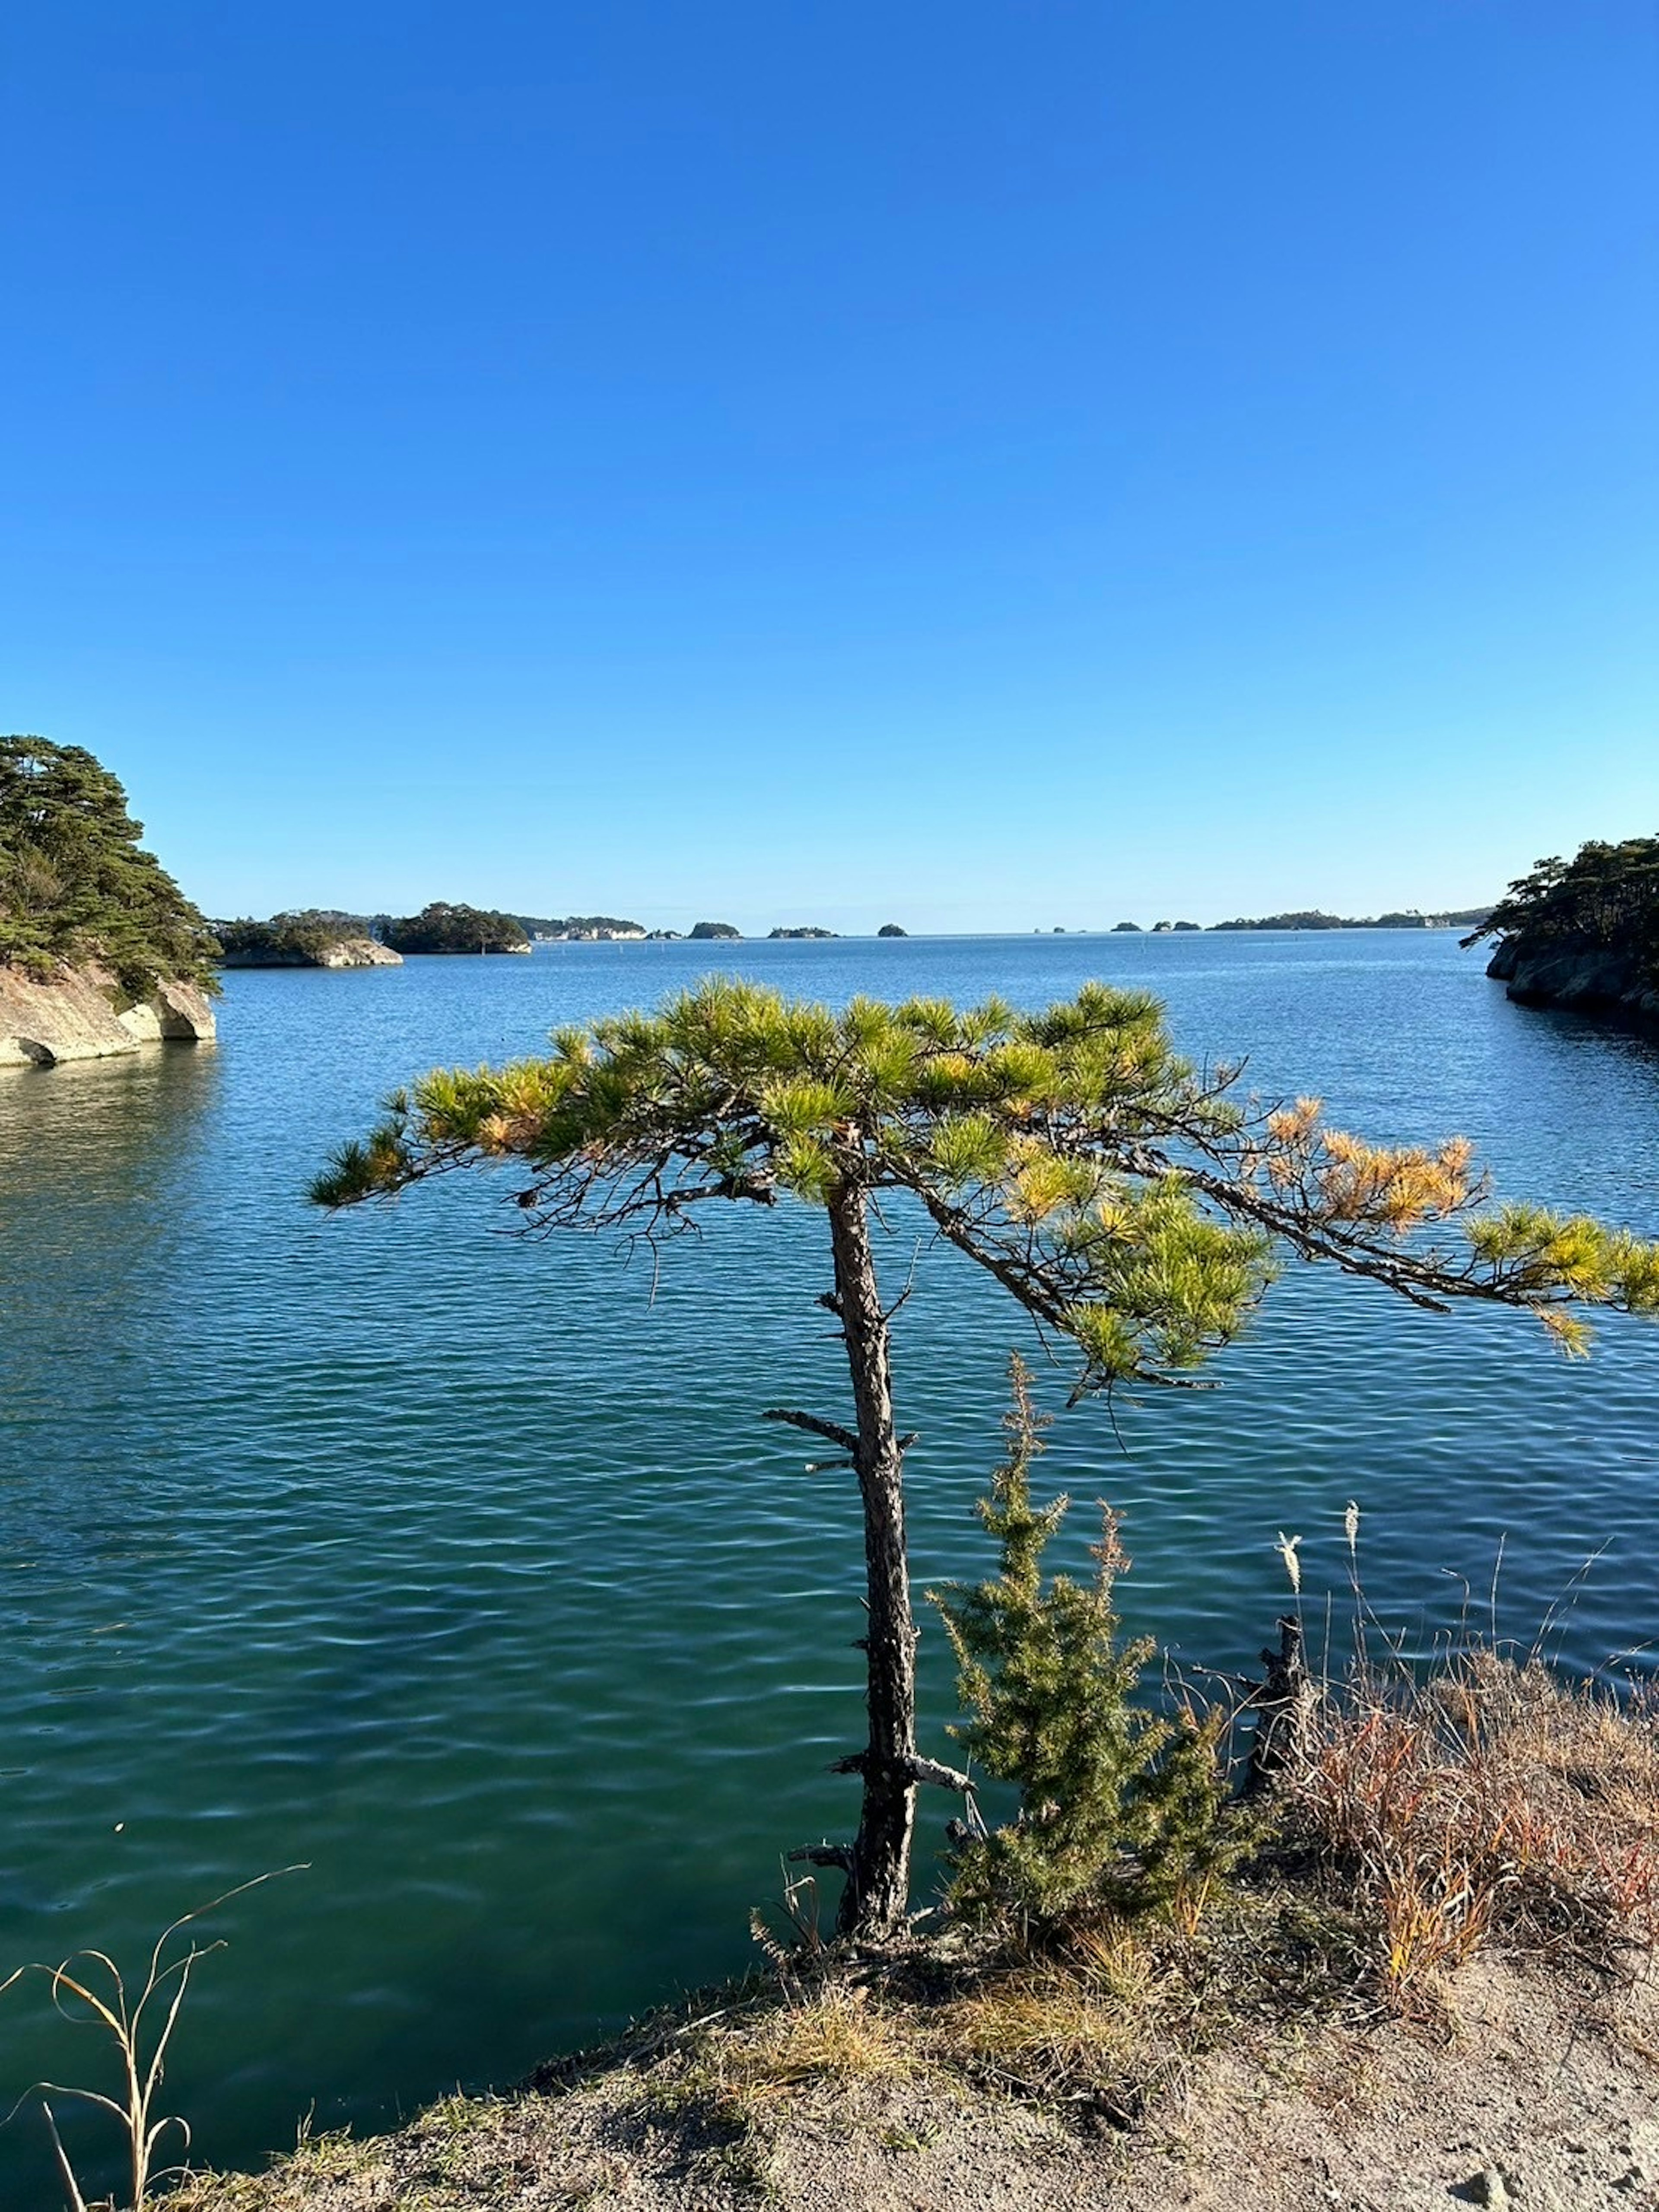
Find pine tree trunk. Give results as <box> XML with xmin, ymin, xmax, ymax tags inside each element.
<box><xmin>826</xmin><ymin>1178</ymin><xmax>917</xmax><ymax>1938</ymax></box>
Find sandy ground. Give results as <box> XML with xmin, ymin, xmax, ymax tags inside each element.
<box><xmin>172</xmin><ymin>1951</ymin><xmax>1659</xmax><ymax>2212</ymax></box>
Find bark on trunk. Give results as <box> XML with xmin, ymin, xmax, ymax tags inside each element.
<box><xmin>826</xmin><ymin>1177</ymin><xmax>917</xmax><ymax>1938</ymax></box>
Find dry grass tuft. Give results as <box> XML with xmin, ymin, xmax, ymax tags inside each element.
<box><xmin>691</xmin><ymin>1981</ymin><xmax>924</xmax><ymax>2105</ymax></box>
<box><xmin>1294</xmin><ymin>1648</ymin><xmax>1659</xmax><ymax>2006</ymax></box>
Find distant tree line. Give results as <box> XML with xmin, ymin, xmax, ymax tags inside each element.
<box><xmin>0</xmin><ymin>735</ymin><xmax>218</xmax><ymax>993</ymax></box>
<box><xmin>1463</xmin><ymin>837</ymin><xmax>1659</xmax><ymax>975</ymax></box>
<box><xmin>1213</xmin><ymin>907</ymin><xmax>1490</xmax><ymax>933</ymax></box>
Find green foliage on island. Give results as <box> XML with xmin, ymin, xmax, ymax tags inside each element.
<box><xmin>213</xmin><ymin>910</ymin><xmax>377</xmax><ymax>964</ymax></box>
<box><xmin>1462</xmin><ymin>837</ymin><xmax>1659</xmax><ymax>977</ymax></box>
<box><xmin>688</xmin><ymin>920</ymin><xmax>741</xmax><ymax>940</ymax></box>
<box><xmin>512</xmin><ymin>914</ymin><xmax>645</xmax><ymax>939</ymax></box>
<box><xmin>1112</xmin><ymin>920</ymin><xmax>1143</xmax><ymax>932</ymax></box>
<box><xmin>877</xmin><ymin>923</ymin><xmax>907</xmax><ymax>937</ymax></box>
<box><xmin>1214</xmin><ymin>907</ymin><xmax>1490</xmax><ymax>932</ymax></box>
<box><xmin>385</xmin><ymin>902</ymin><xmax>530</xmax><ymax>955</ymax></box>
<box><xmin>767</xmin><ymin>926</ymin><xmax>837</xmax><ymax>940</ymax></box>
<box><xmin>1213</xmin><ymin>910</ymin><xmax>1344</xmax><ymax>931</ymax></box>
<box><xmin>0</xmin><ymin>735</ymin><xmax>219</xmax><ymax>993</ymax></box>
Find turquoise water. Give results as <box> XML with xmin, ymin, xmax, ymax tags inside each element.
<box><xmin>2</xmin><ymin>932</ymin><xmax>1656</xmax><ymax>2199</ymax></box>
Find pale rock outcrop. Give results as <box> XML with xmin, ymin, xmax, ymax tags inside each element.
<box><xmin>315</xmin><ymin>937</ymin><xmax>403</xmax><ymax>968</ymax></box>
<box><xmin>0</xmin><ymin>962</ymin><xmax>216</xmax><ymax>1068</ymax></box>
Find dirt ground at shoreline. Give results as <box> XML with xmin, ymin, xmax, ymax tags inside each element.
<box><xmin>171</xmin><ymin>1951</ymin><xmax>1659</xmax><ymax>2212</ymax></box>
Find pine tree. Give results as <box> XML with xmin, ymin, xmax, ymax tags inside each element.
<box><xmin>932</xmin><ymin>1355</ymin><xmax>1240</xmax><ymax>1932</ymax></box>
<box><xmin>1464</xmin><ymin>834</ymin><xmax>1659</xmax><ymax>977</ymax></box>
<box><xmin>0</xmin><ymin>736</ymin><xmax>217</xmax><ymax>992</ymax></box>
<box><xmin>311</xmin><ymin>978</ymin><xmax>1659</xmax><ymax>1937</ymax></box>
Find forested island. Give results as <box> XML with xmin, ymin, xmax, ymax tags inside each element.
<box><xmin>384</xmin><ymin>903</ymin><xmax>532</xmax><ymax>955</ymax></box>
<box><xmin>214</xmin><ymin>911</ymin><xmax>402</xmax><ymax>968</ymax></box>
<box><xmin>0</xmin><ymin>735</ymin><xmax>217</xmax><ymax>1064</ymax></box>
<box><xmin>514</xmin><ymin>914</ymin><xmax>646</xmax><ymax>940</ymax></box>
<box><xmin>1465</xmin><ymin>834</ymin><xmax>1659</xmax><ymax>1028</ymax></box>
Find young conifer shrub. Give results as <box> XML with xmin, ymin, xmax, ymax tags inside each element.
<box><xmin>930</xmin><ymin>1355</ymin><xmax>1240</xmax><ymax>1932</ymax></box>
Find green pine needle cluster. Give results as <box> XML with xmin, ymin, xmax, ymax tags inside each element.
<box><xmin>0</xmin><ymin>736</ymin><xmax>219</xmax><ymax>994</ymax></box>
<box><xmin>929</xmin><ymin>1356</ymin><xmax>1245</xmax><ymax>1931</ymax></box>
<box><xmin>309</xmin><ymin>977</ymin><xmax>1274</xmax><ymax>1395</ymax></box>
<box><xmin>312</xmin><ymin>977</ymin><xmax>1659</xmax><ymax>1391</ymax></box>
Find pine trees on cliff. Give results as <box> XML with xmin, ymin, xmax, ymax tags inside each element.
<box><xmin>0</xmin><ymin>736</ymin><xmax>217</xmax><ymax>992</ymax></box>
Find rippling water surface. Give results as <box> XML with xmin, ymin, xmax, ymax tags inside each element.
<box><xmin>2</xmin><ymin>933</ymin><xmax>1656</xmax><ymax>2197</ymax></box>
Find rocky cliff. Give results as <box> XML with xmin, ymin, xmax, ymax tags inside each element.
<box><xmin>0</xmin><ymin>961</ymin><xmax>216</xmax><ymax>1067</ymax></box>
<box><xmin>1487</xmin><ymin>939</ymin><xmax>1659</xmax><ymax>1030</ymax></box>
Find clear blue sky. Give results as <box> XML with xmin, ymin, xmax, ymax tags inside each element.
<box><xmin>3</xmin><ymin>3</ymin><xmax>1655</xmax><ymax>932</ymax></box>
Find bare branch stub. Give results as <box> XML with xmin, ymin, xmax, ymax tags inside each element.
<box><xmin>787</xmin><ymin>1843</ymin><xmax>855</xmax><ymax>1873</ymax></box>
<box><xmin>763</xmin><ymin>1407</ymin><xmax>860</xmax><ymax>1456</ymax></box>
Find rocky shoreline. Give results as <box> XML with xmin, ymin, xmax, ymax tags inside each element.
<box><xmin>0</xmin><ymin>960</ymin><xmax>216</xmax><ymax>1067</ymax></box>
<box><xmin>1487</xmin><ymin>939</ymin><xmax>1659</xmax><ymax>1029</ymax></box>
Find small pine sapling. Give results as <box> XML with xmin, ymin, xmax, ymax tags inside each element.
<box><xmin>930</xmin><ymin>1355</ymin><xmax>1242</xmax><ymax>1932</ymax></box>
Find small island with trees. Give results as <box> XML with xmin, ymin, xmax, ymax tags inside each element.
<box><xmin>513</xmin><ymin>914</ymin><xmax>646</xmax><ymax>940</ymax></box>
<box><xmin>213</xmin><ymin>911</ymin><xmax>402</xmax><ymax>968</ymax></box>
<box><xmin>383</xmin><ymin>903</ymin><xmax>532</xmax><ymax>955</ymax></box>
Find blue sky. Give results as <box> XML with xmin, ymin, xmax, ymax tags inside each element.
<box><xmin>3</xmin><ymin>3</ymin><xmax>1655</xmax><ymax>932</ymax></box>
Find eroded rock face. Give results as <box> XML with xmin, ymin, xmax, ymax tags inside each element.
<box><xmin>0</xmin><ymin>963</ymin><xmax>217</xmax><ymax>1068</ymax></box>
<box><xmin>1487</xmin><ymin>942</ymin><xmax>1659</xmax><ymax>1029</ymax></box>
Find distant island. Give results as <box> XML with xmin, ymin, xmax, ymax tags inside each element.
<box><xmin>878</xmin><ymin>923</ymin><xmax>907</xmax><ymax>937</ymax></box>
<box><xmin>213</xmin><ymin>910</ymin><xmax>402</xmax><ymax>968</ymax></box>
<box><xmin>688</xmin><ymin>921</ymin><xmax>742</xmax><ymax>940</ymax></box>
<box><xmin>385</xmin><ymin>903</ymin><xmax>531</xmax><ymax>955</ymax></box>
<box><xmin>1213</xmin><ymin>907</ymin><xmax>1489</xmax><ymax>932</ymax></box>
<box><xmin>768</xmin><ymin>926</ymin><xmax>837</xmax><ymax>940</ymax></box>
<box><xmin>1</xmin><ymin>735</ymin><xmax>218</xmax><ymax>1066</ymax></box>
<box><xmin>514</xmin><ymin>914</ymin><xmax>645</xmax><ymax>941</ymax></box>
<box><xmin>1465</xmin><ymin>835</ymin><xmax>1659</xmax><ymax>1029</ymax></box>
